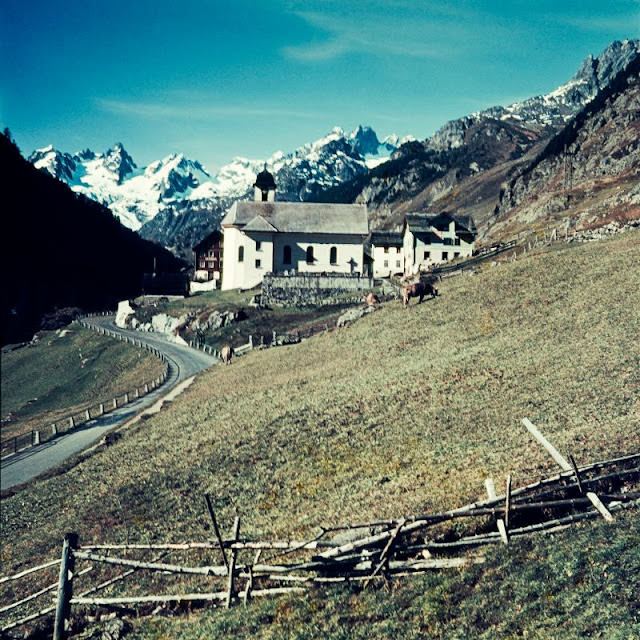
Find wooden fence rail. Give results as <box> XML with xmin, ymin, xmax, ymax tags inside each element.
<box><xmin>2</xmin><ymin>444</ymin><xmax>637</xmax><ymax>637</ymax></box>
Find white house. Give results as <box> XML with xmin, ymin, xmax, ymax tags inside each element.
<box><xmin>221</xmin><ymin>169</ymin><xmax>369</xmax><ymax>291</ymax></box>
<box><xmin>402</xmin><ymin>212</ymin><xmax>476</xmax><ymax>274</ymax></box>
<box><xmin>369</xmin><ymin>231</ymin><xmax>404</xmax><ymax>278</ymax></box>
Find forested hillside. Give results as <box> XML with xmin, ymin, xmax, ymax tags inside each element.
<box><xmin>0</xmin><ymin>132</ymin><xmax>185</xmax><ymax>345</ymax></box>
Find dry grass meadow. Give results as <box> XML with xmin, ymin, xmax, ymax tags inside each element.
<box><xmin>1</xmin><ymin>230</ymin><xmax>639</xmax><ymax>638</ymax></box>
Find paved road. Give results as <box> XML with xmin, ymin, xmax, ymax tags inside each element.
<box><xmin>1</xmin><ymin>316</ymin><xmax>217</xmax><ymax>491</ymax></box>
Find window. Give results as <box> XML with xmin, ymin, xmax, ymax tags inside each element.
<box><xmin>424</xmin><ymin>251</ymin><xmax>430</xmax><ymax>260</ymax></box>
<box><xmin>384</xmin><ymin>246</ymin><xmax>389</xmax><ymax>253</ymax></box>
<box><xmin>455</xmin><ymin>237</ymin><xmax>461</xmax><ymax>246</ymax></box>
<box><xmin>396</xmin><ymin>247</ymin><xmax>401</xmax><ymax>253</ymax></box>
<box><xmin>283</xmin><ymin>245</ymin><xmax>292</xmax><ymax>265</ymax></box>
<box><xmin>255</xmin><ymin>259</ymin><xmax>262</xmax><ymax>269</ymax></box>
<box><xmin>238</xmin><ymin>246</ymin><xmax>244</xmax><ymax>262</ymax></box>
<box><xmin>199</xmin><ymin>260</ymin><xmax>206</xmax><ymax>268</ymax></box>
<box><xmin>256</xmin><ymin>240</ymin><xmax>262</xmax><ymax>252</ymax></box>
<box><xmin>261</xmin><ymin>190</ymin><xmax>268</xmax><ymax>202</ymax></box>
<box><xmin>330</xmin><ymin>246</ymin><xmax>337</xmax><ymax>265</ymax></box>
<box><xmin>306</xmin><ymin>246</ymin><xmax>314</xmax><ymax>264</ymax></box>
<box><xmin>442</xmin><ymin>251</ymin><xmax>448</xmax><ymax>261</ymax></box>
<box><xmin>396</xmin><ymin>260</ymin><xmax>401</xmax><ymax>268</ymax></box>
<box><xmin>384</xmin><ymin>260</ymin><xmax>389</xmax><ymax>268</ymax></box>
<box><xmin>454</xmin><ymin>252</ymin><xmax>460</xmax><ymax>258</ymax></box>
<box><xmin>208</xmin><ymin>250</ymin><xmax>214</xmax><ymax>257</ymax></box>
<box><xmin>443</xmin><ymin>238</ymin><xmax>453</xmax><ymax>246</ymax></box>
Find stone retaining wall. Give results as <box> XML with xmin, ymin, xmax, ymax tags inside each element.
<box><xmin>262</xmin><ymin>273</ymin><xmax>374</xmax><ymax>307</ymax></box>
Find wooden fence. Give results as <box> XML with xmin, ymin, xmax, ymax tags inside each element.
<box><xmin>2</xmin><ymin>420</ymin><xmax>638</xmax><ymax>638</ymax></box>
<box><xmin>0</xmin><ymin>317</ymin><xmax>169</xmax><ymax>460</ymax></box>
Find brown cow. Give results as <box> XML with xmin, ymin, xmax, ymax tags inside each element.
<box><xmin>220</xmin><ymin>345</ymin><xmax>234</xmax><ymax>365</ymax></box>
<box><xmin>402</xmin><ymin>281</ymin><xmax>438</xmax><ymax>306</ymax></box>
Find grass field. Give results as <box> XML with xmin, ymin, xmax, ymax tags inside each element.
<box><xmin>1</xmin><ymin>326</ymin><xmax>165</xmax><ymax>439</ymax></box>
<box><xmin>1</xmin><ymin>231</ymin><xmax>638</xmax><ymax>638</ymax></box>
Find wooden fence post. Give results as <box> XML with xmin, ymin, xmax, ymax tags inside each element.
<box><xmin>53</xmin><ymin>532</ymin><xmax>78</xmax><ymax>640</ymax></box>
<box><xmin>226</xmin><ymin>516</ymin><xmax>241</xmax><ymax>609</ymax></box>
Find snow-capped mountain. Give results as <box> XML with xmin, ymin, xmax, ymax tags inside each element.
<box><xmin>429</xmin><ymin>39</ymin><xmax>639</xmax><ymax>150</ymax></box>
<box><xmin>28</xmin><ymin>126</ymin><xmax>402</xmax><ymax>246</ymax></box>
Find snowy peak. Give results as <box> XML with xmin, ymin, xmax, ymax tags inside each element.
<box><xmin>28</xmin><ymin>146</ymin><xmax>78</xmax><ymax>182</ymax></box>
<box><xmin>429</xmin><ymin>39</ymin><xmax>640</xmax><ymax>150</ymax></box>
<box><xmin>103</xmin><ymin>142</ymin><xmax>136</xmax><ymax>183</ymax></box>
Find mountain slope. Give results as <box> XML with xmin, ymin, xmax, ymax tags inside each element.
<box><xmin>1</xmin><ymin>133</ymin><xmax>185</xmax><ymax>345</ymax></box>
<box><xmin>321</xmin><ymin>40</ymin><xmax>639</xmax><ymax>237</ymax></box>
<box><xmin>488</xmin><ymin>55</ymin><xmax>640</xmax><ymax>241</ymax></box>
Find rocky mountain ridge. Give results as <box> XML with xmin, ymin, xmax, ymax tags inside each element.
<box><xmin>27</xmin><ymin>39</ymin><xmax>639</xmax><ymax>255</ymax></box>
<box><xmin>337</xmin><ymin>39</ymin><xmax>640</xmax><ymax>239</ymax></box>
<box><xmin>488</xmin><ymin>55</ymin><xmax>640</xmax><ymax>241</ymax></box>
<box><xmin>28</xmin><ymin>126</ymin><xmax>402</xmax><ymax>255</ymax></box>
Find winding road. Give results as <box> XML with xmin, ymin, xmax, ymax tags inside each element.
<box><xmin>1</xmin><ymin>316</ymin><xmax>217</xmax><ymax>491</ymax></box>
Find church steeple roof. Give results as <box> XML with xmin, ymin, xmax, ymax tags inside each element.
<box><xmin>254</xmin><ymin>164</ymin><xmax>276</xmax><ymax>191</ymax></box>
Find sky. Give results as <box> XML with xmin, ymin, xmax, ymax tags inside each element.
<box><xmin>1</xmin><ymin>0</ymin><xmax>638</xmax><ymax>174</ymax></box>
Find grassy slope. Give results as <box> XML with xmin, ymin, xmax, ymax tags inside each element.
<box><xmin>1</xmin><ymin>232</ymin><xmax>639</xmax><ymax>637</ymax></box>
<box><xmin>1</xmin><ymin>326</ymin><xmax>165</xmax><ymax>437</ymax></box>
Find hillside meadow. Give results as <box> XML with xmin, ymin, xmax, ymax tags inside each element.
<box><xmin>1</xmin><ymin>327</ymin><xmax>165</xmax><ymax>439</ymax></box>
<box><xmin>1</xmin><ymin>231</ymin><xmax>639</xmax><ymax>638</ymax></box>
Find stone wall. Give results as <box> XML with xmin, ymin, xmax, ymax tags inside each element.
<box><xmin>262</xmin><ymin>272</ymin><xmax>374</xmax><ymax>307</ymax></box>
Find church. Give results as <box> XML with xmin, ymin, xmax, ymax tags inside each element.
<box><xmin>220</xmin><ymin>168</ymin><xmax>369</xmax><ymax>291</ymax></box>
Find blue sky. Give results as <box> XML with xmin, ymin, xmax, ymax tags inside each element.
<box><xmin>1</xmin><ymin>0</ymin><xmax>638</xmax><ymax>173</ymax></box>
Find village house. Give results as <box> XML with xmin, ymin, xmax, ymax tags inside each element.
<box><xmin>369</xmin><ymin>230</ymin><xmax>404</xmax><ymax>278</ymax></box>
<box><xmin>221</xmin><ymin>168</ymin><xmax>369</xmax><ymax>291</ymax></box>
<box><xmin>193</xmin><ymin>230</ymin><xmax>223</xmax><ymax>282</ymax></box>
<box><xmin>402</xmin><ymin>212</ymin><xmax>476</xmax><ymax>274</ymax></box>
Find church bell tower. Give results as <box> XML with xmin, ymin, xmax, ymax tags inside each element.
<box><xmin>253</xmin><ymin>164</ymin><xmax>276</xmax><ymax>202</ymax></box>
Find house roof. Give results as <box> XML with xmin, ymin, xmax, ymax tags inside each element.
<box><xmin>193</xmin><ymin>230</ymin><xmax>222</xmax><ymax>251</ymax></box>
<box><xmin>405</xmin><ymin>212</ymin><xmax>477</xmax><ymax>236</ymax></box>
<box><xmin>222</xmin><ymin>201</ymin><xmax>369</xmax><ymax>235</ymax></box>
<box><xmin>369</xmin><ymin>230</ymin><xmax>404</xmax><ymax>246</ymax></box>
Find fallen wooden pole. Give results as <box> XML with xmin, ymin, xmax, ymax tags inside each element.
<box><xmin>521</xmin><ymin>418</ymin><xmax>614</xmax><ymax>522</ymax></box>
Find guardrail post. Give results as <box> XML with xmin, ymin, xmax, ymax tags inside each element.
<box><xmin>99</xmin><ymin>403</ymin><xmax>105</xmax><ymax>415</ymax></box>
<box><xmin>124</xmin><ymin>393</ymin><xmax>129</xmax><ymax>404</ymax></box>
<box><xmin>85</xmin><ymin>409</ymin><xmax>91</xmax><ymax>421</ymax></box>
<box><xmin>33</xmin><ymin>430</ymin><xmax>40</xmax><ymax>446</ymax></box>
<box><xmin>53</xmin><ymin>532</ymin><xmax>78</xmax><ymax>640</ymax></box>
<box><xmin>113</xmin><ymin>398</ymin><xmax>118</xmax><ymax>409</ymax></box>
<box><xmin>69</xmin><ymin>416</ymin><xmax>75</xmax><ymax>429</ymax></box>
<box><xmin>52</xmin><ymin>423</ymin><xmax>58</xmax><ymax>435</ymax></box>
<box><xmin>134</xmin><ymin>388</ymin><xmax>139</xmax><ymax>399</ymax></box>
<box><xmin>144</xmin><ymin>383</ymin><xmax>149</xmax><ymax>393</ymax></box>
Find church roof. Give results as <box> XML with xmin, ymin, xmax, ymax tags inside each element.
<box><xmin>222</xmin><ymin>201</ymin><xmax>368</xmax><ymax>235</ymax></box>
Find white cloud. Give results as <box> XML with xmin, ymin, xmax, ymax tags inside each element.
<box><xmin>280</xmin><ymin>2</ymin><xmax>516</xmax><ymax>62</ymax></box>
<box><xmin>95</xmin><ymin>99</ymin><xmax>320</xmax><ymax>120</ymax></box>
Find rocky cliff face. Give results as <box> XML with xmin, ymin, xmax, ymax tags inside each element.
<box><xmin>488</xmin><ymin>56</ymin><xmax>640</xmax><ymax>241</ymax></box>
<box><xmin>342</xmin><ymin>40</ymin><xmax>639</xmax><ymax>239</ymax></box>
